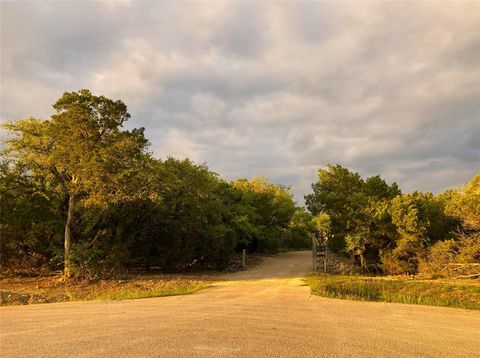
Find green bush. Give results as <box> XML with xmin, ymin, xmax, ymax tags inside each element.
<box><xmin>419</xmin><ymin>233</ymin><xmax>480</xmax><ymax>278</ymax></box>
<box><xmin>381</xmin><ymin>236</ymin><xmax>425</xmax><ymax>275</ymax></box>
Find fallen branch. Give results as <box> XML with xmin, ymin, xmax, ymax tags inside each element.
<box><xmin>447</xmin><ymin>263</ymin><xmax>480</xmax><ymax>266</ymax></box>
<box><xmin>453</xmin><ymin>273</ymin><xmax>480</xmax><ymax>279</ymax></box>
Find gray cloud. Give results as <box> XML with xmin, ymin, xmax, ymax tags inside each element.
<box><xmin>1</xmin><ymin>1</ymin><xmax>479</xmax><ymax>203</ymax></box>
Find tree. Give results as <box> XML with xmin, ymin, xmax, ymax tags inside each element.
<box><xmin>283</xmin><ymin>209</ymin><xmax>315</xmax><ymax>250</ymax></box>
<box><xmin>149</xmin><ymin>157</ymin><xmax>233</xmax><ymax>270</ymax></box>
<box><xmin>305</xmin><ymin>164</ymin><xmax>364</xmax><ymax>251</ymax></box>
<box><xmin>3</xmin><ymin>90</ymin><xmax>149</xmax><ymax>277</ymax></box>
<box><xmin>312</xmin><ymin>213</ymin><xmax>331</xmax><ymax>241</ymax></box>
<box><xmin>232</xmin><ymin>177</ymin><xmax>296</xmax><ymax>251</ymax></box>
<box><xmin>382</xmin><ymin>191</ymin><xmax>455</xmax><ymax>274</ymax></box>
<box><xmin>443</xmin><ymin>173</ymin><xmax>480</xmax><ymax>230</ymax></box>
<box><xmin>305</xmin><ymin>164</ymin><xmax>400</xmax><ymax>256</ymax></box>
<box><xmin>0</xmin><ymin>159</ymin><xmax>64</xmax><ymax>270</ymax></box>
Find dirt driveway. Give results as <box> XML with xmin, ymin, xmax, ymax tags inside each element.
<box><xmin>1</xmin><ymin>251</ymin><xmax>479</xmax><ymax>357</ymax></box>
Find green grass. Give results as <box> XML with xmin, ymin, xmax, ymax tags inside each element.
<box><xmin>77</xmin><ymin>283</ymin><xmax>210</xmax><ymax>301</ymax></box>
<box><xmin>307</xmin><ymin>274</ymin><xmax>480</xmax><ymax>310</ymax></box>
<box><xmin>0</xmin><ymin>276</ymin><xmax>212</xmax><ymax>306</ymax></box>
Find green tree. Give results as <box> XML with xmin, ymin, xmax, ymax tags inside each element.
<box><xmin>232</xmin><ymin>177</ymin><xmax>296</xmax><ymax>251</ymax></box>
<box><xmin>283</xmin><ymin>209</ymin><xmax>315</xmax><ymax>250</ymax></box>
<box><xmin>305</xmin><ymin>164</ymin><xmax>400</xmax><ymax>259</ymax></box>
<box><xmin>151</xmin><ymin>157</ymin><xmax>233</xmax><ymax>269</ymax></box>
<box><xmin>443</xmin><ymin>173</ymin><xmax>480</xmax><ymax>230</ymax></box>
<box><xmin>312</xmin><ymin>213</ymin><xmax>331</xmax><ymax>240</ymax></box>
<box><xmin>305</xmin><ymin>164</ymin><xmax>364</xmax><ymax>252</ymax></box>
<box><xmin>383</xmin><ymin>191</ymin><xmax>455</xmax><ymax>274</ymax></box>
<box><xmin>0</xmin><ymin>159</ymin><xmax>64</xmax><ymax>269</ymax></box>
<box><xmin>3</xmin><ymin>90</ymin><xmax>149</xmax><ymax>277</ymax></box>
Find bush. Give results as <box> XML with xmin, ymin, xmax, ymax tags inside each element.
<box><xmin>69</xmin><ymin>242</ymin><xmax>124</xmax><ymax>278</ymax></box>
<box><xmin>418</xmin><ymin>240</ymin><xmax>459</xmax><ymax>278</ymax></box>
<box><xmin>419</xmin><ymin>233</ymin><xmax>480</xmax><ymax>278</ymax></box>
<box><xmin>381</xmin><ymin>236</ymin><xmax>424</xmax><ymax>275</ymax></box>
<box><xmin>458</xmin><ymin>233</ymin><xmax>480</xmax><ymax>263</ymax></box>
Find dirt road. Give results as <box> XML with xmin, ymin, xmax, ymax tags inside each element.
<box><xmin>1</xmin><ymin>251</ymin><xmax>479</xmax><ymax>357</ymax></box>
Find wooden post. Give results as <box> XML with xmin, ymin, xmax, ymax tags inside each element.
<box><xmin>324</xmin><ymin>250</ymin><xmax>327</xmax><ymax>273</ymax></box>
<box><xmin>242</xmin><ymin>249</ymin><xmax>246</xmax><ymax>269</ymax></box>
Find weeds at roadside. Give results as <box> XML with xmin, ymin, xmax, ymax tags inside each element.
<box><xmin>307</xmin><ymin>274</ymin><xmax>480</xmax><ymax>310</ymax></box>
<box><xmin>76</xmin><ymin>283</ymin><xmax>209</xmax><ymax>301</ymax></box>
<box><xmin>0</xmin><ymin>276</ymin><xmax>211</xmax><ymax>306</ymax></box>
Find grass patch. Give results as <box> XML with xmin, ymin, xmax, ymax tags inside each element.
<box><xmin>0</xmin><ymin>276</ymin><xmax>211</xmax><ymax>306</ymax></box>
<box><xmin>307</xmin><ymin>274</ymin><xmax>480</xmax><ymax>310</ymax></box>
<box><xmin>77</xmin><ymin>283</ymin><xmax>208</xmax><ymax>301</ymax></box>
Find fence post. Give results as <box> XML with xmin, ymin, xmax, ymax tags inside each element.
<box><xmin>242</xmin><ymin>249</ymin><xmax>246</xmax><ymax>269</ymax></box>
<box><xmin>324</xmin><ymin>250</ymin><xmax>327</xmax><ymax>273</ymax></box>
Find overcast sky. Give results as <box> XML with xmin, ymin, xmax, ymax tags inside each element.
<box><xmin>1</xmin><ymin>1</ymin><xmax>479</xmax><ymax>203</ymax></box>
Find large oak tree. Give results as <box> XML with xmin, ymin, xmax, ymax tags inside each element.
<box><xmin>3</xmin><ymin>90</ymin><xmax>149</xmax><ymax>277</ymax></box>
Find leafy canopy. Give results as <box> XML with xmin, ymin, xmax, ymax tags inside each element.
<box><xmin>3</xmin><ymin>89</ymin><xmax>150</xmax><ymax>206</ymax></box>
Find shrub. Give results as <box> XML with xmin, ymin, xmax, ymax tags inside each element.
<box><xmin>418</xmin><ymin>240</ymin><xmax>459</xmax><ymax>278</ymax></box>
<box><xmin>419</xmin><ymin>233</ymin><xmax>480</xmax><ymax>278</ymax></box>
<box><xmin>69</xmin><ymin>242</ymin><xmax>124</xmax><ymax>278</ymax></box>
<box><xmin>381</xmin><ymin>235</ymin><xmax>425</xmax><ymax>275</ymax></box>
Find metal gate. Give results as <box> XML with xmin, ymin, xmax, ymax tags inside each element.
<box><xmin>312</xmin><ymin>234</ymin><xmax>327</xmax><ymax>273</ymax></box>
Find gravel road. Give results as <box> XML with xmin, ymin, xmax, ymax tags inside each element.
<box><xmin>1</xmin><ymin>251</ymin><xmax>479</xmax><ymax>357</ymax></box>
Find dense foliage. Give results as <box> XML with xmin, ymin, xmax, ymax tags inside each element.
<box><xmin>1</xmin><ymin>90</ymin><xmax>309</xmax><ymax>277</ymax></box>
<box><xmin>305</xmin><ymin>165</ymin><xmax>479</xmax><ymax>275</ymax></box>
<box><xmin>2</xmin><ymin>90</ymin><xmax>478</xmax><ymax>278</ymax></box>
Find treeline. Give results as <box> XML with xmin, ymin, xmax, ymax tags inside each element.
<box><xmin>1</xmin><ymin>90</ymin><xmax>311</xmax><ymax>277</ymax></box>
<box><xmin>305</xmin><ymin>164</ymin><xmax>480</xmax><ymax>276</ymax></box>
<box><xmin>1</xmin><ymin>90</ymin><xmax>478</xmax><ymax>278</ymax></box>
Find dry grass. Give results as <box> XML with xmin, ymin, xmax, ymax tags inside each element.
<box><xmin>307</xmin><ymin>274</ymin><xmax>480</xmax><ymax>310</ymax></box>
<box><xmin>0</xmin><ymin>275</ymin><xmax>211</xmax><ymax>306</ymax></box>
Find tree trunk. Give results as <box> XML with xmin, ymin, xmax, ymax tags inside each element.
<box><xmin>63</xmin><ymin>193</ymin><xmax>75</xmax><ymax>278</ymax></box>
<box><xmin>360</xmin><ymin>254</ymin><xmax>368</xmax><ymax>273</ymax></box>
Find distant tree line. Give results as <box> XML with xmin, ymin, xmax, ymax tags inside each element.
<box><xmin>1</xmin><ymin>90</ymin><xmax>478</xmax><ymax>278</ymax></box>
<box><xmin>1</xmin><ymin>90</ymin><xmax>311</xmax><ymax>277</ymax></box>
<box><xmin>305</xmin><ymin>164</ymin><xmax>479</xmax><ymax>275</ymax></box>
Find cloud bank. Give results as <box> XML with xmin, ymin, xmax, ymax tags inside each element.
<box><xmin>1</xmin><ymin>1</ymin><xmax>479</xmax><ymax>202</ymax></box>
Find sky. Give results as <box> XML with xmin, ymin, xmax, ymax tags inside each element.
<box><xmin>1</xmin><ymin>1</ymin><xmax>479</xmax><ymax>203</ymax></box>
